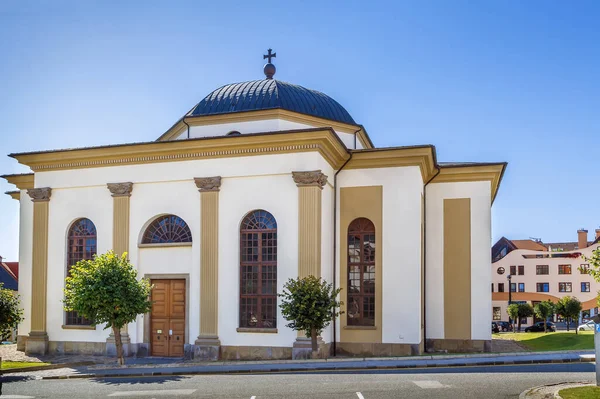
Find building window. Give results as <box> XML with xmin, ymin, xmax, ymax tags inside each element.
<box><xmin>510</xmin><ymin>283</ymin><xmax>516</xmax><ymax>293</ymax></box>
<box><xmin>518</xmin><ymin>265</ymin><xmax>525</xmax><ymax>275</ymax></box>
<box><xmin>518</xmin><ymin>283</ymin><xmax>525</xmax><ymax>292</ymax></box>
<box><xmin>558</xmin><ymin>282</ymin><xmax>572</xmax><ymax>292</ymax></box>
<box><xmin>227</xmin><ymin>130</ymin><xmax>242</xmax><ymax>136</ymax></box>
<box><xmin>498</xmin><ymin>283</ymin><xmax>505</xmax><ymax>293</ymax></box>
<box><xmin>493</xmin><ymin>307</ymin><xmax>501</xmax><ymax>321</ymax></box>
<box><xmin>558</xmin><ymin>264</ymin><xmax>572</xmax><ymax>275</ymax></box>
<box><xmin>239</xmin><ymin>210</ymin><xmax>277</xmax><ymax>329</ymax></box>
<box><xmin>491</xmin><ymin>283</ymin><xmax>494</xmax><ymax>293</ymax></box>
<box><xmin>581</xmin><ymin>282</ymin><xmax>591</xmax><ymax>292</ymax></box>
<box><xmin>142</xmin><ymin>215</ymin><xmax>192</xmax><ymax>244</ymax></box>
<box><xmin>580</xmin><ymin>264</ymin><xmax>590</xmax><ymax>274</ymax></box>
<box><xmin>536</xmin><ymin>283</ymin><xmax>549</xmax><ymax>292</ymax></box>
<box><xmin>497</xmin><ymin>267</ymin><xmax>505</xmax><ymax>275</ymax></box>
<box><xmin>510</xmin><ymin>266</ymin><xmax>516</xmax><ymax>275</ymax></box>
<box><xmin>347</xmin><ymin>217</ymin><xmax>376</xmax><ymax>327</ymax></box>
<box><xmin>66</xmin><ymin>218</ymin><xmax>96</xmax><ymax>325</ymax></box>
<box><xmin>536</xmin><ymin>265</ymin><xmax>549</xmax><ymax>275</ymax></box>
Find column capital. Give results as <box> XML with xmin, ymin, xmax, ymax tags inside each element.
<box><xmin>27</xmin><ymin>187</ymin><xmax>51</xmax><ymax>202</ymax></box>
<box><xmin>195</xmin><ymin>176</ymin><xmax>222</xmax><ymax>192</ymax></box>
<box><xmin>107</xmin><ymin>182</ymin><xmax>133</xmax><ymax>197</ymax></box>
<box><xmin>292</xmin><ymin>170</ymin><xmax>328</xmax><ymax>189</ymax></box>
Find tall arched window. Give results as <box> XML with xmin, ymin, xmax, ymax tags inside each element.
<box><xmin>239</xmin><ymin>210</ymin><xmax>277</xmax><ymax>329</ymax></box>
<box><xmin>142</xmin><ymin>215</ymin><xmax>192</xmax><ymax>244</ymax></box>
<box><xmin>66</xmin><ymin>218</ymin><xmax>97</xmax><ymax>326</ymax></box>
<box><xmin>347</xmin><ymin>217</ymin><xmax>376</xmax><ymax>326</ymax></box>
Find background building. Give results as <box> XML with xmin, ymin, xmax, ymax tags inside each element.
<box><xmin>492</xmin><ymin>229</ymin><xmax>600</xmax><ymax>326</ymax></box>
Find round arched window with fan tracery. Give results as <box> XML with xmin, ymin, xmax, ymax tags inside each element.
<box><xmin>142</xmin><ymin>215</ymin><xmax>192</xmax><ymax>244</ymax></box>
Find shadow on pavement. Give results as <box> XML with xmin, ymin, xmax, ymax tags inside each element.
<box><xmin>92</xmin><ymin>375</ymin><xmax>190</xmax><ymax>385</ymax></box>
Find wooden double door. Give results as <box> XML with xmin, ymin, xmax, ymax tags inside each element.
<box><xmin>151</xmin><ymin>279</ymin><xmax>186</xmax><ymax>357</ymax></box>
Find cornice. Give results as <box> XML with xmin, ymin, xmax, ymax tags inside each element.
<box><xmin>433</xmin><ymin>163</ymin><xmax>507</xmax><ymax>203</ymax></box>
<box><xmin>5</xmin><ymin>191</ymin><xmax>20</xmax><ymax>201</ymax></box>
<box><xmin>1</xmin><ymin>173</ymin><xmax>34</xmax><ymax>190</ymax></box>
<box><xmin>10</xmin><ymin>128</ymin><xmax>351</xmax><ymax>172</ymax></box>
<box><xmin>157</xmin><ymin>109</ymin><xmax>374</xmax><ymax>148</ymax></box>
<box><xmin>345</xmin><ymin>146</ymin><xmax>437</xmax><ymax>183</ymax></box>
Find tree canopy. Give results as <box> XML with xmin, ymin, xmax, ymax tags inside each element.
<box><xmin>555</xmin><ymin>296</ymin><xmax>582</xmax><ymax>333</ymax></box>
<box><xmin>507</xmin><ymin>303</ymin><xmax>534</xmax><ymax>332</ymax></box>
<box><xmin>63</xmin><ymin>251</ymin><xmax>152</xmax><ymax>364</ymax></box>
<box><xmin>0</xmin><ymin>283</ymin><xmax>23</xmax><ymax>340</ymax></box>
<box><xmin>533</xmin><ymin>300</ymin><xmax>555</xmax><ymax>333</ymax></box>
<box><xmin>279</xmin><ymin>275</ymin><xmax>342</xmax><ymax>356</ymax></box>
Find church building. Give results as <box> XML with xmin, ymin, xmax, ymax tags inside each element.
<box><xmin>2</xmin><ymin>51</ymin><xmax>506</xmax><ymax>359</ymax></box>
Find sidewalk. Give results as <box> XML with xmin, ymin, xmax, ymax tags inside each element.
<box><xmin>7</xmin><ymin>350</ymin><xmax>594</xmax><ymax>380</ymax></box>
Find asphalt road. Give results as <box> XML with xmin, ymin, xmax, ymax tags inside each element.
<box><xmin>1</xmin><ymin>363</ymin><xmax>596</xmax><ymax>399</ymax></box>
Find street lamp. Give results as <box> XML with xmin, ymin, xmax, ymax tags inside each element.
<box><xmin>507</xmin><ymin>274</ymin><xmax>512</xmax><ymax>324</ymax></box>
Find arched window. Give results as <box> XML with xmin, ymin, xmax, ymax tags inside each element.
<box><xmin>227</xmin><ymin>130</ymin><xmax>241</xmax><ymax>136</ymax></box>
<box><xmin>239</xmin><ymin>210</ymin><xmax>277</xmax><ymax>329</ymax></box>
<box><xmin>347</xmin><ymin>217</ymin><xmax>376</xmax><ymax>327</ymax></box>
<box><xmin>66</xmin><ymin>218</ymin><xmax>97</xmax><ymax>325</ymax></box>
<box><xmin>142</xmin><ymin>215</ymin><xmax>192</xmax><ymax>244</ymax></box>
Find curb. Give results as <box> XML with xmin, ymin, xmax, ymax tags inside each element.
<box><xmin>0</xmin><ymin>361</ymin><xmax>95</xmax><ymax>375</ymax></box>
<box><xmin>40</xmin><ymin>357</ymin><xmax>595</xmax><ymax>380</ymax></box>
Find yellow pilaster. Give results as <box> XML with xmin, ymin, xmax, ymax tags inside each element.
<box><xmin>194</xmin><ymin>177</ymin><xmax>221</xmax><ymax>356</ymax></box>
<box><xmin>26</xmin><ymin>187</ymin><xmax>51</xmax><ymax>355</ymax></box>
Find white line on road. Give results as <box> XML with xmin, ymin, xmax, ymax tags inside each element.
<box><xmin>356</xmin><ymin>393</ymin><xmax>365</xmax><ymax>399</ymax></box>
<box><xmin>412</xmin><ymin>380</ymin><xmax>449</xmax><ymax>389</ymax></box>
<box><xmin>0</xmin><ymin>396</ymin><xmax>35</xmax><ymax>399</ymax></box>
<box><xmin>108</xmin><ymin>389</ymin><xmax>197</xmax><ymax>397</ymax></box>
<box><xmin>251</xmin><ymin>396</ymin><xmax>256</xmax><ymax>399</ymax></box>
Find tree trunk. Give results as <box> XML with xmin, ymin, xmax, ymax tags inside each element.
<box><xmin>566</xmin><ymin>318</ymin><xmax>570</xmax><ymax>332</ymax></box>
<box><xmin>517</xmin><ymin>319</ymin><xmax>521</xmax><ymax>332</ymax></box>
<box><xmin>112</xmin><ymin>324</ymin><xmax>125</xmax><ymax>366</ymax></box>
<box><xmin>544</xmin><ymin>319</ymin><xmax>547</xmax><ymax>333</ymax></box>
<box><xmin>310</xmin><ymin>327</ymin><xmax>318</xmax><ymax>359</ymax></box>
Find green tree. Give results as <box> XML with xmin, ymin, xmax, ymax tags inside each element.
<box><xmin>507</xmin><ymin>303</ymin><xmax>534</xmax><ymax>332</ymax></box>
<box><xmin>279</xmin><ymin>276</ymin><xmax>343</xmax><ymax>357</ymax></box>
<box><xmin>555</xmin><ymin>296</ymin><xmax>582</xmax><ymax>334</ymax></box>
<box><xmin>63</xmin><ymin>251</ymin><xmax>152</xmax><ymax>365</ymax></box>
<box><xmin>533</xmin><ymin>300</ymin><xmax>555</xmax><ymax>333</ymax></box>
<box><xmin>0</xmin><ymin>283</ymin><xmax>24</xmax><ymax>340</ymax></box>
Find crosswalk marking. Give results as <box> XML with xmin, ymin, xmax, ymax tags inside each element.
<box><xmin>412</xmin><ymin>380</ymin><xmax>449</xmax><ymax>389</ymax></box>
<box><xmin>356</xmin><ymin>393</ymin><xmax>365</xmax><ymax>399</ymax></box>
<box><xmin>0</xmin><ymin>395</ymin><xmax>36</xmax><ymax>399</ymax></box>
<box><xmin>108</xmin><ymin>389</ymin><xmax>197</xmax><ymax>397</ymax></box>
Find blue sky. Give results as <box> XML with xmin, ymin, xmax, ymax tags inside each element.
<box><xmin>0</xmin><ymin>1</ymin><xmax>598</xmax><ymax>260</ymax></box>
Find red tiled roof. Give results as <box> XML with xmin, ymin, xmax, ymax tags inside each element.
<box><xmin>1</xmin><ymin>262</ymin><xmax>17</xmax><ymax>279</ymax></box>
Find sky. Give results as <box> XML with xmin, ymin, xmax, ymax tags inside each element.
<box><xmin>0</xmin><ymin>1</ymin><xmax>598</xmax><ymax>260</ymax></box>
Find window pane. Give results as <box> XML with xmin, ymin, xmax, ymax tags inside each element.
<box><xmin>142</xmin><ymin>215</ymin><xmax>192</xmax><ymax>244</ymax></box>
<box><xmin>347</xmin><ymin>218</ymin><xmax>376</xmax><ymax>327</ymax></box>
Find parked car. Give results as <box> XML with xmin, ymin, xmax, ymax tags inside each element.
<box><xmin>578</xmin><ymin>320</ymin><xmax>595</xmax><ymax>332</ymax></box>
<box><xmin>492</xmin><ymin>322</ymin><xmax>500</xmax><ymax>333</ymax></box>
<box><xmin>524</xmin><ymin>321</ymin><xmax>556</xmax><ymax>332</ymax></box>
<box><xmin>496</xmin><ymin>321</ymin><xmax>513</xmax><ymax>332</ymax></box>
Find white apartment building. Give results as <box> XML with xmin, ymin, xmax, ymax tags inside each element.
<box><xmin>492</xmin><ymin>229</ymin><xmax>600</xmax><ymax>326</ymax></box>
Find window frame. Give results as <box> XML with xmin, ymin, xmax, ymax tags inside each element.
<box><xmin>65</xmin><ymin>218</ymin><xmax>97</xmax><ymax>326</ymax></box>
<box><xmin>510</xmin><ymin>282</ymin><xmax>516</xmax><ymax>293</ymax></box>
<box><xmin>493</xmin><ymin>307</ymin><xmax>501</xmax><ymax>321</ymax></box>
<box><xmin>518</xmin><ymin>283</ymin><xmax>525</xmax><ymax>292</ymax></box>
<box><xmin>558</xmin><ymin>264</ymin><xmax>572</xmax><ymax>275</ymax></box>
<box><xmin>536</xmin><ymin>282</ymin><xmax>549</xmax><ymax>292</ymax></box>
<box><xmin>581</xmin><ymin>282</ymin><xmax>591</xmax><ymax>292</ymax></box>
<box><xmin>536</xmin><ymin>265</ymin><xmax>549</xmax><ymax>275</ymax></box>
<box><xmin>141</xmin><ymin>214</ymin><xmax>192</xmax><ymax>245</ymax></box>
<box><xmin>580</xmin><ymin>264</ymin><xmax>590</xmax><ymax>274</ymax></box>
<box><xmin>347</xmin><ymin>217</ymin><xmax>376</xmax><ymax>327</ymax></box>
<box><xmin>558</xmin><ymin>282</ymin><xmax>572</xmax><ymax>292</ymax></box>
<box><xmin>498</xmin><ymin>283</ymin><xmax>505</xmax><ymax>293</ymax></box>
<box><xmin>518</xmin><ymin>265</ymin><xmax>524</xmax><ymax>275</ymax></box>
<box><xmin>238</xmin><ymin>210</ymin><xmax>278</xmax><ymax>330</ymax></box>
<box><xmin>510</xmin><ymin>266</ymin><xmax>516</xmax><ymax>275</ymax></box>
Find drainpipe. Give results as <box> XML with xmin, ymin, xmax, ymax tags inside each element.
<box><xmin>183</xmin><ymin>118</ymin><xmax>191</xmax><ymax>139</ymax></box>
<box><xmin>423</xmin><ymin>165</ymin><xmax>440</xmax><ymax>352</ymax></box>
<box><xmin>332</xmin><ymin>128</ymin><xmax>360</xmax><ymax>357</ymax></box>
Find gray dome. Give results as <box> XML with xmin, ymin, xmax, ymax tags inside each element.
<box><xmin>188</xmin><ymin>79</ymin><xmax>356</xmax><ymax>125</ymax></box>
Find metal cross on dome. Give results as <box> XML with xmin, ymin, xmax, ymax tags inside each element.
<box><xmin>263</xmin><ymin>48</ymin><xmax>276</xmax><ymax>63</ymax></box>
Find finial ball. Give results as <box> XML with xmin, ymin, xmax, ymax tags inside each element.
<box><xmin>264</xmin><ymin>63</ymin><xmax>276</xmax><ymax>79</ymax></box>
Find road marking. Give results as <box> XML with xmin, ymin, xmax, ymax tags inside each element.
<box><xmin>0</xmin><ymin>396</ymin><xmax>35</xmax><ymax>399</ymax></box>
<box><xmin>412</xmin><ymin>380</ymin><xmax>448</xmax><ymax>389</ymax></box>
<box><xmin>108</xmin><ymin>389</ymin><xmax>196</xmax><ymax>397</ymax></box>
<box><xmin>356</xmin><ymin>393</ymin><xmax>365</xmax><ymax>399</ymax></box>
<box><xmin>251</xmin><ymin>397</ymin><xmax>256</xmax><ymax>399</ymax></box>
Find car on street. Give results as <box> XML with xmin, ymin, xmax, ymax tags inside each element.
<box><xmin>496</xmin><ymin>321</ymin><xmax>513</xmax><ymax>332</ymax></box>
<box><xmin>524</xmin><ymin>321</ymin><xmax>556</xmax><ymax>332</ymax></box>
<box><xmin>578</xmin><ymin>320</ymin><xmax>595</xmax><ymax>331</ymax></box>
<box><xmin>492</xmin><ymin>322</ymin><xmax>500</xmax><ymax>333</ymax></box>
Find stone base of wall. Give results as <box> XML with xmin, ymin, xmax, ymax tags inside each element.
<box><xmin>46</xmin><ymin>341</ymin><xmax>149</xmax><ymax>357</ymax></box>
<box><xmin>291</xmin><ymin>337</ymin><xmax>330</xmax><ymax>359</ymax></box>
<box><xmin>335</xmin><ymin>342</ymin><xmax>422</xmax><ymax>357</ymax></box>
<box><xmin>220</xmin><ymin>345</ymin><xmax>293</xmax><ymax>361</ymax></box>
<box><xmin>16</xmin><ymin>335</ymin><xmax>27</xmax><ymax>352</ymax></box>
<box><xmin>425</xmin><ymin>339</ymin><xmax>492</xmax><ymax>353</ymax></box>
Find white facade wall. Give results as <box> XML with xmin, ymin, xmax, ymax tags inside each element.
<box><xmin>17</xmin><ymin>191</ymin><xmax>33</xmax><ymax>336</ymax></box>
<box><xmin>31</xmin><ymin>151</ymin><xmax>331</xmax><ymax>346</ymax></box>
<box><xmin>336</xmin><ymin>166</ymin><xmax>424</xmax><ymax>344</ymax></box>
<box><xmin>171</xmin><ymin>119</ymin><xmax>362</xmax><ymax>149</ymax></box>
<box><xmin>425</xmin><ymin>181</ymin><xmax>492</xmax><ymax>341</ymax></box>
